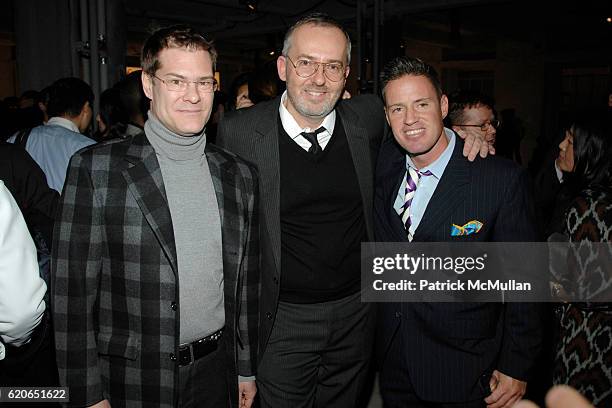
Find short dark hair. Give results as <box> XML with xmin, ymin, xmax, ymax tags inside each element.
<box><xmin>447</xmin><ymin>90</ymin><xmax>495</xmax><ymax>126</ymax></box>
<box><xmin>229</xmin><ymin>72</ymin><xmax>252</xmax><ymax>111</ymax></box>
<box><xmin>99</xmin><ymin>87</ymin><xmax>128</xmax><ymax>129</ymax></box>
<box><xmin>249</xmin><ymin>63</ymin><xmax>281</xmax><ymax>104</ymax></box>
<box><xmin>282</xmin><ymin>12</ymin><xmax>351</xmax><ymax>64</ymax></box>
<box><xmin>566</xmin><ymin>109</ymin><xmax>612</xmax><ymax>192</ymax></box>
<box><xmin>141</xmin><ymin>24</ymin><xmax>217</xmax><ymax>75</ymax></box>
<box><xmin>20</xmin><ymin>90</ymin><xmax>39</xmax><ymax>102</ymax></box>
<box><xmin>116</xmin><ymin>71</ymin><xmax>148</xmax><ymax>122</ymax></box>
<box><xmin>380</xmin><ymin>56</ymin><xmax>442</xmax><ymax>101</ymax></box>
<box><xmin>35</xmin><ymin>86</ymin><xmax>52</xmax><ymax>107</ymax></box>
<box><xmin>46</xmin><ymin>77</ymin><xmax>94</xmax><ymax>118</ymax></box>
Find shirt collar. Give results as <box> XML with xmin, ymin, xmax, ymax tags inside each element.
<box><xmin>278</xmin><ymin>91</ymin><xmax>336</xmax><ymax>139</ymax></box>
<box><xmin>405</xmin><ymin>128</ymin><xmax>456</xmax><ymax>179</ymax></box>
<box><xmin>46</xmin><ymin>116</ymin><xmax>80</xmax><ymax>134</ymax></box>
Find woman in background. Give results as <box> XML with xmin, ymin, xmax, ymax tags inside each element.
<box><xmin>228</xmin><ymin>72</ymin><xmax>253</xmax><ymax>111</ymax></box>
<box><xmin>553</xmin><ymin>109</ymin><xmax>612</xmax><ymax>406</ymax></box>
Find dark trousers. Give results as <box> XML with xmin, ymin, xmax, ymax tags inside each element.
<box><xmin>0</xmin><ymin>312</ymin><xmax>60</xmax><ymax>408</ymax></box>
<box><xmin>257</xmin><ymin>291</ymin><xmax>376</xmax><ymax>408</ymax></box>
<box><xmin>178</xmin><ymin>339</ymin><xmax>230</xmax><ymax>408</ymax></box>
<box><xmin>379</xmin><ymin>329</ymin><xmax>484</xmax><ymax>408</ymax></box>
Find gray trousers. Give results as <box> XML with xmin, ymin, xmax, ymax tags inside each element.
<box><xmin>257</xmin><ymin>291</ymin><xmax>376</xmax><ymax>408</ymax></box>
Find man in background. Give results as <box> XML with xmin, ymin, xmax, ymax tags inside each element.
<box><xmin>7</xmin><ymin>77</ymin><xmax>95</xmax><ymax>193</ymax></box>
<box><xmin>447</xmin><ymin>89</ymin><xmax>499</xmax><ymax>152</ymax></box>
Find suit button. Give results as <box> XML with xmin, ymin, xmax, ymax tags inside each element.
<box><xmin>169</xmin><ymin>353</ymin><xmax>177</xmax><ymax>361</ymax></box>
<box><xmin>171</xmin><ymin>302</ymin><xmax>177</xmax><ymax>311</ymax></box>
<box><xmin>266</xmin><ymin>312</ymin><xmax>272</xmax><ymax>319</ymax></box>
<box><xmin>273</xmin><ymin>276</ymin><xmax>278</xmax><ymax>284</ymax></box>
<box><xmin>395</xmin><ymin>311</ymin><xmax>402</xmax><ymax>318</ymax></box>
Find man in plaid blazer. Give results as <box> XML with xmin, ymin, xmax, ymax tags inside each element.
<box><xmin>52</xmin><ymin>26</ymin><xmax>259</xmax><ymax>408</ymax></box>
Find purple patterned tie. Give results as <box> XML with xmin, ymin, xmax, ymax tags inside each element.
<box><xmin>400</xmin><ymin>167</ymin><xmax>432</xmax><ymax>241</ymax></box>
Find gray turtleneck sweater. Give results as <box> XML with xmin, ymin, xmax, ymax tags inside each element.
<box><xmin>145</xmin><ymin>113</ymin><xmax>224</xmax><ymax>344</ymax></box>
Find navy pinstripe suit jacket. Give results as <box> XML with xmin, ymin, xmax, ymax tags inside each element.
<box><xmin>374</xmin><ymin>134</ymin><xmax>543</xmax><ymax>403</ymax></box>
<box><xmin>52</xmin><ymin>132</ymin><xmax>259</xmax><ymax>408</ymax></box>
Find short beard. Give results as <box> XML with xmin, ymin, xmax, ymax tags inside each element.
<box><xmin>287</xmin><ymin>90</ymin><xmax>340</xmax><ymax>120</ymax></box>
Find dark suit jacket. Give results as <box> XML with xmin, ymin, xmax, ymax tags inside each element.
<box><xmin>217</xmin><ymin>94</ymin><xmax>385</xmax><ymax>356</ymax></box>
<box><xmin>374</xmin><ymin>134</ymin><xmax>542</xmax><ymax>403</ymax></box>
<box><xmin>52</xmin><ymin>133</ymin><xmax>259</xmax><ymax>408</ymax></box>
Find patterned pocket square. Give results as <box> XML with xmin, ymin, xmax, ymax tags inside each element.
<box><xmin>451</xmin><ymin>220</ymin><xmax>483</xmax><ymax>236</ymax></box>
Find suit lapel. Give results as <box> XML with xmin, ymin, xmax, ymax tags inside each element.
<box><xmin>414</xmin><ymin>138</ymin><xmax>470</xmax><ymax>241</ymax></box>
<box><xmin>388</xmin><ymin>169</ymin><xmax>410</xmax><ymax>242</ymax></box>
<box><xmin>385</xmin><ymin>142</ymin><xmax>411</xmax><ymax>242</ymax></box>
<box><xmin>253</xmin><ymin>99</ymin><xmax>282</xmax><ymax>271</ymax></box>
<box><xmin>206</xmin><ymin>147</ymin><xmax>240</xmax><ymax>302</ymax></box>
<box><xmin>337</xmin><ymin>102</ymin><xmax>376</xmax><ymax>239</ymax></box>
<box><xmin>206</xmin><ymin>149</ymin><xmax>230</xmax><ymax>228</ymax></box>
<box><xmin>122</xmin><ymin>134</ymin><xmax>178</xmax><ymax>275</ymax></box>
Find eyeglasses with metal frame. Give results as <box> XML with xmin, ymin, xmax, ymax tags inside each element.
<box><xmin>284</xmin><ymin>55</ymin><xmax>347</xmax><ymax>82</ymax></box>
<box><xmin>151</xmin><ymin>75</ymin><xmax>218</xmax><ymax>93</ymax></box>
<box><xmin>455</xmin><ymin>119</ymin><xmax>501</xmax><ymax>131</ymax></box>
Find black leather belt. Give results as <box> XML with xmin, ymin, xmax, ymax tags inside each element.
<box><xmin>178</xmin><ymin>328</ymin><xmax>223</xmax><ymax>367</ymax></box>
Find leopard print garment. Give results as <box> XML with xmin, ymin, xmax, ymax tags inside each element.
<box><xmin>553</xmin><ymin>189</ymin><xmax>612</xmax><ymax>407</ymax></box>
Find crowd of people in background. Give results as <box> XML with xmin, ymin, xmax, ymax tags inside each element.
<box><xmin>0</xmin><ymin>11</ymin><xmax>610</xmax><ymax>408</ymax></box>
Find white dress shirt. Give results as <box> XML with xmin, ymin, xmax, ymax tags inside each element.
<box><xmin>46</xmin><ymin>116</ymin><xmax>80</xmax><ymax>133</ymax></box>
<box><xmin>278</xmin><ymin>91</ymin><xmax>336</xmax><ymax>151</ymax></box>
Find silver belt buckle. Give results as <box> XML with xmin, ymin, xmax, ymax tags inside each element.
<box><xmin>179</xmin><ymin>342</ymin><xmax>194</xmax><ymax>366</ymax></box>
<box><xmin>188</xmin><ymin>342</ymin><xmax>194</xmax><ymax>365</ymax></box>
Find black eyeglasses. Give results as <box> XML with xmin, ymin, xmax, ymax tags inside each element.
<box><xmin>455</xmin><ymin>119</ymin><xmax>501</xmax><ymax>131</ymax></box>
<box><xmin>151</xmin><ymin>75</ymin><xmax>218</xmax><ymax>93</ymax></box>
<box><xmin>284</xmin><ymin>56</ymin><xmax>347</xmax><ymax>82</ymax></box>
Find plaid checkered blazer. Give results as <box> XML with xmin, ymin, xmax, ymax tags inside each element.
<box><xmin>52</xmin><ymin>132</ymin><xmax>259</xmax><ymax>408</ymax></box>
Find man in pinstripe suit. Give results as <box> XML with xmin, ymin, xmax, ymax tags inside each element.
<box><xmin>374</xmin><ymin>56</ymin><xmax>542</xmax><ymax>407</ymax></box>
<box><xmin>52</xmin><ymin>26</ymin><xmax>259</xmax><ymax>408</ymax></box>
